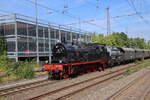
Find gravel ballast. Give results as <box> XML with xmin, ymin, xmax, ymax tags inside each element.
<box><xmin>4</xmin><ymin>64</ymin><xmax>136</xmax><ymax>100</ymax></box>
<box><xmin>65</xmin><ymin>67</ymin><xmax>150</xmax><ymax>100</ymax></box>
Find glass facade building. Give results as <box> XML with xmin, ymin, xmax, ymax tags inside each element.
<box><xmin>0</xmin><ymin>14</ymin><xmax>91</xmax><ymax>64</ymax></box>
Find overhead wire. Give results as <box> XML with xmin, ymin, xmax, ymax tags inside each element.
<box><xmin>63</xmin><ymin>11</ymin><xmax>148</xmax><ymax>31</ymax></box>
<box><xmin>23</xmin><ymin>0</ymin><xmax>109</xmax><ymax>31</ymax></box>
<box><xmin>25</xmin><ymin>0</ymin><xmax>79</xmax><ymax>19</ymax></box>
<box><xmin>112</xmin><ymin>12</ymin><xmax>144</xmax><ymax>19</ymax></box>
<box><xmin>66</xmin><ymin>0</ymin><xmax>97</xmax><ymax>10</ymax></box>
<box><xmin>126</xmin><ymin>0</ymin><xmax>150</xmax><ymax>26</ymax></box>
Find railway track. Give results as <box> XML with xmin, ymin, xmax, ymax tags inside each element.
<box><xmin>29</xmin><ymin>64</ymin><xmax>141</xmax><ymax>100</ymax></box>
<box><xmin>0</xmin><ymin>64</ymin><xmax>134</xmax><ymax>98</ymax></box>
<box><xmin>0</xmin><ymin>79</ymin><xmax>58</xmax><ymax>97</ymax></box>
<box><xmin>141</xmin><ymin>86</ymin><xmax>150</xmax><ymax>100</ymax></box>
<box><xmin>106</xmin><ymin>69</ymin><xmax>150</xmax><ymax>100</ymax></box>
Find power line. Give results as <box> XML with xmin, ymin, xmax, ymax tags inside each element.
<box><xmin>112</xmin><ymin>12</ymin><xmax>142</xmax><ymax>18</ymax></box>
<box><xmin>64</xmin><ymin>11</ymin><xmax>147</xmax><ymax>29</ymax></box>
<box><xmin>23</xmin><ymin>0</ymin><xmax>110</xmax><ymax>31</ymax></box>
<box><xmin>63</xmin><ymin>1</ymin><xmax>97</xmax><ymax>12</ymax></box>
<box><xmin>24</xmin><ymin>0</ymin><xmax>126</xmax><ymax>33</ymax></box>
<box><xmin>64</xmin><ymin>18</ymin><xmax>101</xmax><ymax>26</ymax></box>
<box><xmin>125</xmin><ymin>0</ymin><xmax>150</xmax><ymax>26</ymax></box>
<box><xmin>64</xmin><ymin>18</ymin><xmax>107</xmax><ymax>30</ymax></box>
<box><xmin>24</xmin><ymin>0</ymin><xmax>79</xmax><ymax>19</ymax></box>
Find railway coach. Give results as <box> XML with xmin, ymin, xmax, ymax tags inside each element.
<box><xmin>121</xmin><ymin>48</ymin><xmax>136</xmax><ymax>63</ymax></box>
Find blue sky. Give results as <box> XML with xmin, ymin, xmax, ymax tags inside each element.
<box><xmin>0</xmin><ymin>0</ymin><xmax>150</xmax><ymax>41</ymax></box>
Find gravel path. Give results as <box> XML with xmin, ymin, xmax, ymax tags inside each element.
<box><xmin>65</xmin><ymin>67</ymin><xmax>150</xmax><ymax>100</ymax></box>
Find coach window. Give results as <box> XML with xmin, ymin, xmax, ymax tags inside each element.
<box><xmin>5</xmin><ymin>24</ymin><xmax>15</xmax><ymax>35</ymax></box>
<box><xmin>17</xmin><ymin>22</ymin><xmax>27</xmax><ymax>36</ymax></box>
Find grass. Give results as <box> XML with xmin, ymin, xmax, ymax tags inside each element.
<box><xmin>109</xmin><ymin>70</ymin><xmax>113</xmax><ymax>72</ymax></box>
<box><xmin>113</xmin><ymin>76</ymin><xmax>124</xmax><ymax>80</ymax></box>
<box><xmin>0</xmin><ymin>60</ymin><xmax>36</xmax><ymax>83</ymax></box>
<box><xmin>113</xmin><ymin>59</ymin><xmax>150</xmax><ymax>80</ymax></box>
<box><xmin>0</xmin><ymin>75</ymin><xmax>18</xmax><ymax>83</ymax></box>
<box><xmin>0</xmin><ymin>97</ymin><xmax>5</xmax><ymax>100</ymax></box>
<box><xmin>124</xmin><ymin>59</ymin><xmax>150</xmax><ymax>76</ymax></box>
<box><xmin>35</xmin><ymin>71</ymin><xmax>47</xmax><ymax>77</ymax></box>
<box><xmin>0</xmin><ymin>62</ymin><xmax>46</xmax><ymax>83</ymax></box>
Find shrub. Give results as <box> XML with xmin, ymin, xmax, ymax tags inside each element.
<box><xmin>7</xmin><ymin>61</ymin><xmax>35</xmax><ymax>79</ymax></box>
<box><xmin>17</xmin><ymin>62</ymin><xmax>35</xmax><ymax>79</ymax></box>
<box><xmin>0</xmin><ymin>54</ymin><xmax>9</xmax><ymax>71</ymax></box>
<box><xmin>0</xmin><ymin>37</ymin><xmax>36</xmax><ymax>79</ymax></box>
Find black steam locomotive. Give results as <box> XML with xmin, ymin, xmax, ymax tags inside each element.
<box><xmin>52</xmin><ymin>43</ymin><xmax>109</xmax><ymax>64</ymax></box>
<box><xmin>52</xmin><ymin>43</ymin><xmax>150</xmax><ymax>65</ymax></box>
<box><xmin>44</xmin><ymin>43</ymin><xmax>150</xmax><ymax>79</ymax></box>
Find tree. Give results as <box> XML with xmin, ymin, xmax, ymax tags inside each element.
<box><xmin>103</xmin><ymin>32</ymin><xmax>128</xmax><ymax>47</ymax></box>
<box><xmin>129</xmin><ymin>38</ymin><xmax>147</xmax><ymax>49</ymax></box>
<box><xmin>91</xmin><ymin>32</ymin><xmax>150</xmax><ymax>49</ymax></box>
<box><xmin>91</xmin><ymin>32</ymin><xmax>98</xmax><ymax>43</ymax></box>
